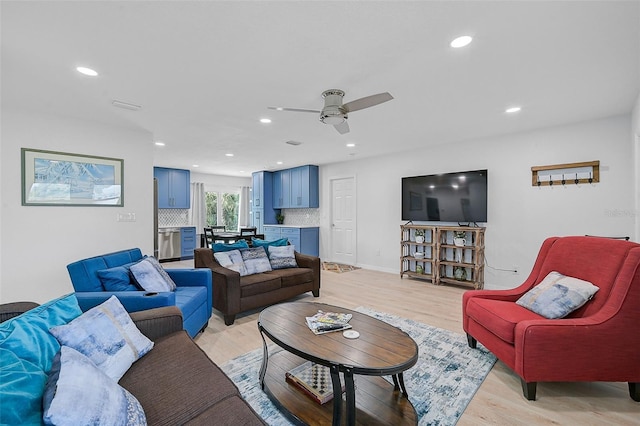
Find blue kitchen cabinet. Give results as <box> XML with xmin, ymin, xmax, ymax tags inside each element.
<box><xmin>272</xmin><ymin>165</ymin><xmax>319</xmax><ymax>209</ymax></box>
<box><xmin>290</xmin><ymin>165</ymin><xmax>319</xmax><ymax>208</ymax></box>
<box><xmin>180</xmin><ymin>227</ymin><xmax>196</xmax><ymax>259</ymax></box>
<box><xmin>262</xmin><ymin>226</ymin><xmax>319</xmax><ymax>257</ymax></box>
<box><xmin>251</xmin><ymin>171</ymin><xmax>276</xmax><ymax>233</ymax></box>
<box><xmin>154</xmin><ymin>167</ymin><xmax>190</xmax><ymax>209</ymax></box>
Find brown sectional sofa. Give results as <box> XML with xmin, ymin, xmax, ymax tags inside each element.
<box><xmin>0</xmin><ymin>301</ymin><xmax>266</xmax><ymax>425</ymax></box>
<box><xmin>194</xmin><ymin>248</ymin><xmax>321</xmax><ymax>325</ymax></box>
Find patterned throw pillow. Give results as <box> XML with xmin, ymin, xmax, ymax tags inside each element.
<box><xmin>268</xmin><ymin>245</ymin><xmax>298</xmax><ymax>270</ymax></box>
<box><xmin>516</xmin><ymin>271</ymin><xmax>599</xmax><ymax>319</ymax></box>
<box><xmin>214</xmin><ymin>249</ymin><xmax>249</xmax><ymax>276</ymax></box>
<box><xmin>49</xmin><ymin>296</ymin><xmax>154</xmax><ymax>382</ymax></box>
<box><xmin>129</xmin><ymin>257</ymin><xmax>177</xmax><ymax>292</ymax></box>
<box><xmin>43</xmin><ymin>346</ymin><xmax>146</xmax><ymax>426</ymax></box>
<box><xmin>240</xmin><ymin>247</ymin><xmax>272</xmax><ymax>275</ymax></box>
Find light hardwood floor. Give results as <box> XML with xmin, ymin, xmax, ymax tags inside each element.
<box><xmin>168</xmin><ymin>261</ymin><xmax>640</xmax><ymax>425</ymax></box>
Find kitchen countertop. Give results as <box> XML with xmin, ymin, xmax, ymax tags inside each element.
<box><xmin>264</xmin><ymin>225</ymin><xmax>319</xmax><ymax>228</ymax></box>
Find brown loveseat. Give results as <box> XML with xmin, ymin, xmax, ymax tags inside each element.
<box><xmin>194</xmin><ymin>248</ymin><xmax>321</xmax><ymax>325</ymax></box>
<box><xmin>0</xmin><ymin>302</ymin><xmax>266</xmax><ymax>425</ymax></box>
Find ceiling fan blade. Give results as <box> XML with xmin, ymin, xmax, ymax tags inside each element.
<box><xmin>334</xmin><ymin>121</ymin><xmax>350</xmax><ymax>134</ymax></box>
<box><xmin>267</xmin><ymin>106</ymin><xmax>321</xmax><ymax>113</ymax></box>
<box><xmin>342</xmin><ymin>92</ymin><xmax>394</xmax><ymax>113</ymax></box>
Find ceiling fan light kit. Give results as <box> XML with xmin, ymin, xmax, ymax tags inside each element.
<box><xmin>268</xmin><ymin>88</ymin><xmax>393</xmax><ymax>134</ymax></box>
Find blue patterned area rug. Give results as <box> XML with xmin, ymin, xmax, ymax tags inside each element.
<box><xmin>220</xmin><ymin>307</ymin><xmax>496</xmax><ymax>425</ymax></box>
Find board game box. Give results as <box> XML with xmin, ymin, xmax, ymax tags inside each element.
<box><xmin>285</xmin><ymin>361</ymin><xmax>344</xmax><ymax>404</ymax></box>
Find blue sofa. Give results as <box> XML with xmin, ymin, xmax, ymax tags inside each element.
<box><xmin>66</xmin><ymin>248</ymin><xmax>212</xmax><ymax>337</ymax></box>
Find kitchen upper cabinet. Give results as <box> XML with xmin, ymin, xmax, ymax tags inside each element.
<box><xmin>272</xmin><ymin>169</ymin><xmax>291</xmax><ymax>208</ymax></box>
<box><xmin>272</xmin><ymin>165</ymin><xmax>319</xmax><ymax>209</ymax></box>
<box><xmin>290</xmin><ymin>165</ymin><xmax>319</xmax><ymax>208</ymax></box>
<box><xmin>251</xmin><ymin>171</ymin><xmax>276</xmax><ymax>233</ymax></box>
<box><xmin>154</xmin><ymin>167</ymin><xmax>190</xmax><ymax>209</ymax></box>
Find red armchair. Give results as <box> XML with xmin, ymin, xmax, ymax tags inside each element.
<box><xmin>463</xmin><ymin>236</ymin><xmax>640</xmax><ymax>401</ymax></box>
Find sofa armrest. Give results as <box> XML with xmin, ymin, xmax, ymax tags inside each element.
<box><xmin>295</xmin><ymin>252</ymin><xmax>321</xmax><ymax>293</ymax></box>
<box><xmin>194</xmin><ymin>248</ymin><xmax>241</xmax><ymax>315</ymax></box>
<box><xmin>0</xmin><ymin>301</ymin><xmax>40</xmax><ymax>323</ymax></box>
<box><xmin>166</xmin><ymin>268</ymin><xmax>213</xmax><ymax>317</ymax></box>
<box><xmin>74</xmin><ymin>291</ymin><xmax>176</xmax><ymax>312</ymax></box>
<box><xmin>129</xmin><ymin>306</ymin><xmax>184</xmax><ymax>341</ymax></box>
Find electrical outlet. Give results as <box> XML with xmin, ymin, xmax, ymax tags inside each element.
<box><xmin>117</xmin><ymin>213</ymin><xmax>136</xmax><ymax>222</ymax></box>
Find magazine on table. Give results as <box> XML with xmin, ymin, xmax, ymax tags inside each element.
<box><xmin>305</xmin><ymin>310</ymin><xmax>353</xmax><ymax>335</ymax></box>
<box><xmin>285</xmin><ymin>361</ymin><xmax>344</xmax><ymax>405</ymax></box>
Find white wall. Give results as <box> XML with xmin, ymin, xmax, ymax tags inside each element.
<box><xmin>319</xmin><ymin>114</ymin><xmax>635</xmax><ymax>289</ymax></box>
<box><xmin>190</xmin><ymin>171</ymin><xmax>251</xmax><ymax>193</ymax></box>
<box><xmin>1</xmin><ymin>109</ymin><xmax>154</xmax><ymax>303</ymax></box>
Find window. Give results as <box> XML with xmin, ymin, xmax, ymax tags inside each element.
<box><xmin>205</xmin><ymin>191</ymin><xmax>239</xmax><ymax>231</ymax></box>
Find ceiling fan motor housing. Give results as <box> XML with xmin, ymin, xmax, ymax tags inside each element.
<box><xmin>320</xmin><ymin>89</ymin><xmax>347</xmax><ymax>124</ymax></box>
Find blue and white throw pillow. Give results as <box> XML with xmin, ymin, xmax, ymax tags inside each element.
<box><xmin>96</xmin><ymin>263</ymin><xmax>139</xmax><ymax>291</ymax></box>
<box><xmin>49</xmin><ymin>296</ymin><xmax>154</xmax><ymax>382</ymax></box>
<box><xmin>240</xmin><ymin>247</ymin><xmax>272</xmax><ymax>275</ymax></box>
<box><xmin>43</xmin><ymin>346</ymin><xmax>146</xmax><ymax>426</ymax></box>
<box><xmin>129</xmin><ymin>256</ymin><xmax>177</xmax><ymax>292</ymax></box>
<box><xmin>214</xmin><ymin>249</ymin><xmax>249</xmax><ymax>276</ymax></box>
<box><xmin>516</xmin><ymin>271</ymin><xmax>600</xmax><ymax>319</ymax></box>
<box><xmin>268</xmin><ymin>245</ymin><xmax>298</xmax><ymax>270</ymax></box>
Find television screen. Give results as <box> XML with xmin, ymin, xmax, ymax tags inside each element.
<box><xmin>402</xmin><ymin>169</ymin><xmax>488</xmax><ymax>223</ymax></box>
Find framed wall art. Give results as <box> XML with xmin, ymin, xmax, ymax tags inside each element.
<box><xmin>21</xmin><ymin>148</ymin><xmax>124</xmax><ymax>206</ymax></box>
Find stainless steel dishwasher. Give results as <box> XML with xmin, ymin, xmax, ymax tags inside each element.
<box><xmin>158</xmin><ymin>228</ymin><xmax>181</xmax><ymax>261</ymax></box>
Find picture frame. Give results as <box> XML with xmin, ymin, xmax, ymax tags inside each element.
<box><xmin>21</xmin><ymin>148</ymin><xmax>124</xmax><ymax>206</ymax></box>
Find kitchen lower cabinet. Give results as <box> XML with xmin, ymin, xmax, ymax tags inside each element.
<box><xmin>180</xmin><ymin>227</ymin><xmax>196</xmax><ymax>259</ymax></box>
<box><xmin>262</xmin><ymin>226</ymin><xmax>319</xmax><ymax>257</ymax></box>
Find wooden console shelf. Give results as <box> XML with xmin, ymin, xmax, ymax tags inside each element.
<box><xmin>400</xmin><ymin>225</ymin><xmax>485</xmax><ymax>289</ymax></box>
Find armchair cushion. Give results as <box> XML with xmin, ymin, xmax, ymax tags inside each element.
<box><xmin>130</xmin><ymin>257</ymin><xmax>177</xmax><ymax>292</ymax></box>
<box><xmin>43</xmin><ymin>346</ymin><xmax>147</xmax><ymax>426</ymax></box>
<box><xmin>516</xmin><ymin>271</ymin><xmax>599</xmax><ymax>319</ymax></box>
<box><xmin>49</xmin><ymin>296</ymin><xmax>153</xmax><ymax>382</ymax></box>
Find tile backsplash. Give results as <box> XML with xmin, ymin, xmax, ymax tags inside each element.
<box><xmin>158</xmin><ymin>209</ymin><xmax>190</xmax><ymax>227</ymax></box>
<box><xmin>281</xmin><ymin>208</ymin><xmax>319</xmax><ymax>226</ymax></box>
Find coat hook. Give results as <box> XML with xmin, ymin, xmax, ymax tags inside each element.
<box><xmin>588</xmin><ymin>172</ymin><xmax>593</xmax><ymax>184</ymax></box>
<box><xmin>561</xmin><ymin>174</ymin><xmax>566</xmax><ymax>186</ymax></box>
<box><xmin>537</xmin><ymin>174</ymin><xmax>542</xmax><ymax>187</ymax></box>
<box><xmin>574</xmin><ymin>173</ymin><xmax>579</xmax><ymax>185</ymax></box>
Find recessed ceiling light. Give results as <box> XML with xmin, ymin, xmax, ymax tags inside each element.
<box><xmin>346</xmin><ymin>143</ymin><xmax>356</xmax><ymax>148</ymax></box>
<box><xmin>192</xmin><ymin>164</ymin><xmax>199</xmax><ymax>168</ymax></box>
<box><xmin>76</xmin><ymin>66</ymin><xmax>98</xmax><ymax>76</ymax></box>
<box><xmin>505</xmin><ymin>106</ymin><xmax>522</xmax><ymax>113</ymax></box>
<box><xmin>225</xmin><ymin>153</ymin><xmax>234</xmax><ymax>157</ymax></box>
<box><xmin>450</xmin><ymin>35</ymin><xmax>473</xmax><ymax>48</ymax></box>
<box><xmin>276</xmin><ymin>161</ymin><xmax>283</xmax><ymax>165</ymax></box>
<box><xmin>154</xmin><ymin>141</ymin><xmax>165</xmax><ymax>146</ymax></box>
<box><xmin>260</xmin><ymin>118</ymin><xmax>272</xmax><ymax>124</ymax></box>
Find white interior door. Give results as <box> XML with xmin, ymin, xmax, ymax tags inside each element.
<box><xmin>330</xmin><ymin>177</ymin><xmax>356</xmax><ymax>265</ymax></box>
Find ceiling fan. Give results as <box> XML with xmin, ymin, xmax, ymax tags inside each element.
<box><xmin>268</xmin><ymin>89</ymin><xmax>393</xmax><ymax>134</ymax></box>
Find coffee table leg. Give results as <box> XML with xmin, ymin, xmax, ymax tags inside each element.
<box><xmin>258</xmin><ymin>325</ymin><xmax>269</xmax><ymax>389</ymax></box>
<box><xmin>398</xmin><ymin>373</ymin><xmax>409</xmax><ymax>398</ymax></box>
<box><xmin>330</xmin><ymin>364</ymin><xmax>342</xmax><ymax>426</ymax></box>
<box><xmin>345</xmin><ymin>367</ymin><xmax>356</xmax><ymax>425</ymax></box>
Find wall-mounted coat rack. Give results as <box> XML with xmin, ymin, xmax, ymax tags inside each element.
<box><xmin>531</xmin><ymin>160</ymin><xmax>599</xmax><ymax>187</ymax></box>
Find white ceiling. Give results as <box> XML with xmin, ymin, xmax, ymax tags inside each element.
<box><xmin>2</xmin><ymin>1</ymin><xmax>639</xmax><ymax>177</ymax></box>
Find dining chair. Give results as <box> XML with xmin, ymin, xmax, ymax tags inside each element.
<box><xmin>240</xmin><ymin>227</ymin><xmax>257</xmax><ymax>236</ymax></box>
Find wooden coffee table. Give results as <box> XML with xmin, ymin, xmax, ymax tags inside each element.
<box><xmin>258</xmin><ymin>302</ymin><xmax>418</xmax><ymax>425</ymax></box>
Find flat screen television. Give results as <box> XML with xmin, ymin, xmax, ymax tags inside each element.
<box><xmin>401</xmin><ymin>169</ymin><xmax>488</xmax><ymax>223</ymax></box>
